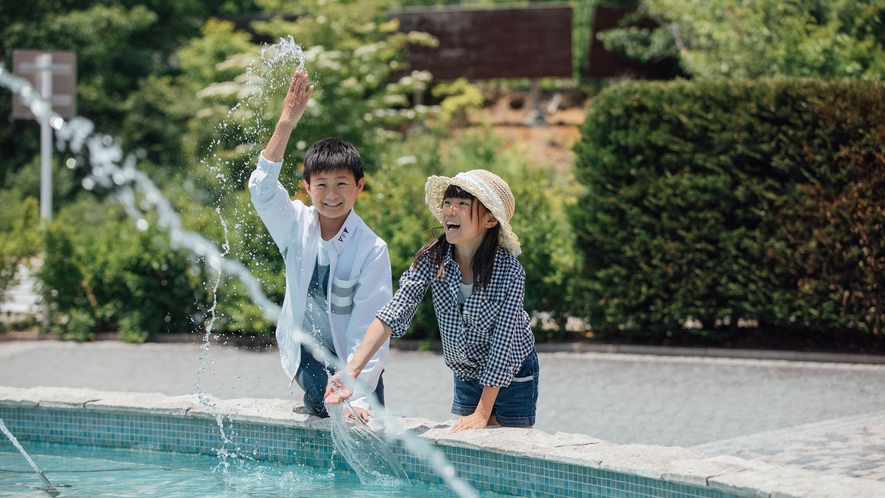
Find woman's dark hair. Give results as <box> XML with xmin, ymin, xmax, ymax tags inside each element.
<box><xmin>413</xmin><ymin>184</ymin><xmax>501</xmax><ymax>290</ymax></box>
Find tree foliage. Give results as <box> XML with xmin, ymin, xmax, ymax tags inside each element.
<box><xmin>598</xmin><ymin>0</ymin><xmax>885</xmax><ymax>79</ymax></box>
<box><xmin>0</xmin><ymin>0</ymin><xmax>261</xmax><ymax>192</ymax></box>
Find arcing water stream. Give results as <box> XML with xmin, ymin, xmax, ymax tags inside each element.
<box><xmin>0</xmin><ymin>417</ymin><xmax>67</xmax><ymax>495</ymax></box>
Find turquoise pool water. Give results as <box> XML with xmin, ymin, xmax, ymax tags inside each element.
<box><xmin>0</xmin><ymin>442</ymin><xmax>492</xmax><ymax>497</ymax></box>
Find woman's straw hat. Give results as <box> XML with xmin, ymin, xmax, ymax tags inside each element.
<box><xmin>424</xmin><ymin>170</ymin><xmax>521</xmax><ymax>256</ymax></box>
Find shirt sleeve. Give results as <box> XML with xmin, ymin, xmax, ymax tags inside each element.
<box><xmin>375</xmin><ymin>255</ymin><xmax>432</xmax><ymax>338</ymax></box>
<box><xmin>248</xmin><ymin>152</ymin><xmax>304</xmax><ymax>252</ymax></box>
<box><xmin>480</xmin><ymin>264</ymin><xmax>532</xmax><ymax>387</ymax></box>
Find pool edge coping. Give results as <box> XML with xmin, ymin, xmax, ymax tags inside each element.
<box><xmin>1</xmin><ymin>385</ymin><xmax>883</xmax><ymax>498</ymax></box>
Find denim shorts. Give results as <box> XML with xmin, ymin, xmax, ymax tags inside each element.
<box><xmin>451</xmin><ymin>349</ymin><xmax>539</xmax><ymax>427</ymax></box>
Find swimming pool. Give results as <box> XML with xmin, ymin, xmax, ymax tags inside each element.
<box><xmin>1</xmin><ymin>386</ymin><xmax>879</xmax><ymax>498</ymax></box>
<box><xmin>0</xmin><ymin>442</ymin><xmax>468</xmax><ymax>497</ymax></box>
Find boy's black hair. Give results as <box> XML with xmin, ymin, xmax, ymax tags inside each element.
<box><xmin>303</xmin><ymin>137</ymin><xmax>363</xmax><ymax>184</ymax></box>
<box><xmin>413</xmin><ymin>184</ymin><xmax>500</xmax><ymax>291</ymax></box>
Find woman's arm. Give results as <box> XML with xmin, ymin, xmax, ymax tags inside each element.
<box><xmin>325</xmin><ymin>317</ymin><xmax>393</xmax><ymax>404</ymax></box>
<box><xmin>450</xmin><ymin>386</ymin><xmax>501</xmax><ymax>433</ymax></box>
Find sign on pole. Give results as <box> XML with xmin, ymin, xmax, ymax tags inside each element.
<box><xmin>12</xmin><ymin>49</ymin><xmax>77</xmax><ymax>119</ymax></box>
<box><xmin>12</xmin><ymin>49</ymin><xmax>77</xmax><ymax>331</ymax></box>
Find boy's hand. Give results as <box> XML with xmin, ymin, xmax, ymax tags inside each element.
<box><xmin>278</xmin><ymin>69</ymin><xmax>314</xmax><ymax>129</ymax></box>
<box><xmin>324</xmin><ymin>372</ymin><xmax>354</xmax><ymax>404</ymax></box>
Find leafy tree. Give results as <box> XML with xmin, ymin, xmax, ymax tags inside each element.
<box><xmin>598</xmin><ymin>0</ymin><xmax>885</xmax><ymax>79</ymax></box>
<box><xmin>0</xmin><ymin>0</ymin><xmax>263</xmax><ymax>189</ymax></box>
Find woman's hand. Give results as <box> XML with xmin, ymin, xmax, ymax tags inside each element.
<box><xmin>449</xmin><ymin>412</ymin><xmax>489</xmax><ymax>434</ymax></box>
<box><xmin>351</xmin><ymin>406</ymin><xmax>372</xmax><ymax>423</ymax></box>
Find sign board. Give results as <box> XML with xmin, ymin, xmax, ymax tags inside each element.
<box><xmin>585</xmin><ymin>5</ymin><xmax>679</xmax><ymax>80</ymax></box>
<box><xmin>12</xmin><ymin>49</ymin><xmax>77</xmax><ymax>119</ymax></box>
<box><xmin>388</xmin><ymin>4</ymin><xmax>573</xmax><ymax>81</ymax></box>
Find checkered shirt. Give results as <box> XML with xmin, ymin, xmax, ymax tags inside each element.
<box><xmin>376</xmin><ymin>246</ymin><xmax>535</xmax><ymax>387</ymax></box>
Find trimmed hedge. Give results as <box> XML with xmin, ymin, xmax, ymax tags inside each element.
<box><xmin>572</xmin><ymin>78</ymin><xmax>885</xmax><ymax>339</ymax></box>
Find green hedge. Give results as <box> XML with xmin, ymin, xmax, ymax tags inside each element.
<box><xmin>572</xmin><ymin>78</ymin><xmax>885</xmax><ymax>339</ymax></box>
<box><xmin>40</xmin><ymin>197</ymin><xmax>209</xmax><ymax>342</ymax></box>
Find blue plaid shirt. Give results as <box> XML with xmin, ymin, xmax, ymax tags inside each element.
<box><xmin>376</xmin><ymin>246</ymin><xmax>535</xmax><ymax>387</ymax></box>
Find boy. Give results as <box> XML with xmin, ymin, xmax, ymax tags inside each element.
<box><xmin>248</xmin><ymin>70</ymin><xmax>392</xmax><ymax>421</ymax></box>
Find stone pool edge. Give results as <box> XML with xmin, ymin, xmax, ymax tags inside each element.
<box><xmin>1</xmin><ymin>385</ymin><xmax>882</xmax><ymax>498</ymax></box>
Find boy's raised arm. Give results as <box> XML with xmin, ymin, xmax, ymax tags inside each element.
<box><xmin>263</xmin><ymin>69</ymin><xmax>314</xmax><ymax>163</ymax></box>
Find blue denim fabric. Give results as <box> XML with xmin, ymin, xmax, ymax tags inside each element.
<box><xmin>295</xmin><ymin>344</ymin><xmax>385</xmax><ymax>418</ymax></box>
<box><xmin>451</xmin><ymin>349</ymin><xmax>538</xmax><ymax>427</ymax></box>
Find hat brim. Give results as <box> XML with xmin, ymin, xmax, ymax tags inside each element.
<box><xmin>425</xmin><ymin>174</ymin><xmax>521</xmax><ymax>256</ymax></box>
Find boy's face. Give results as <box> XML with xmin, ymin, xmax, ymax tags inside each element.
<box><xmin>304</xmin><ymin>168</ymin><xmax>364</xmax><ymax>224</ymax></box>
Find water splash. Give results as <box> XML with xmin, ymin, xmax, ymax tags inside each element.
<box><xmin>191</xmin><ymin>37</ymin><xmax>308</xmax><ymax>472</ymax></box>
<box><xmin>329</xmin><ymin>400</ymin><xmax>409</xmax><ymax>486</ymax></box>
<box><xmin>0</xmin><ymin>417</ymin><xmax>64</xmax><ymax>495</ymax></box>
<box><xmin>0</xmin><ymin>39</ymin><xmax>478</xmax><ymax>498</ymax></box>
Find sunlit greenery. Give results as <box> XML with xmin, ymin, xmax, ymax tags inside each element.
<box><xmin>599</xmin><ymin>0</ymin><xmax>885</xmax><ymax>79</ymax></box>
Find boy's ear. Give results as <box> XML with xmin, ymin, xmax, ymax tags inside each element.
<box><xmin>303</xmin><ymin>179</ymin><xmax>311</xmax><ymax>193</ymax></box>
<box><xmin>357</xmin><ymin>177</ymin><xmax>365</xmax><ymax>192</ymax></box>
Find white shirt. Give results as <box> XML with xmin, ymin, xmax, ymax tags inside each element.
<box><xmin>458</xmin><ymin>282</ymin><xmax>473</xmax><ymax>304</ymax></box>
<box><xmin>249</xmin><ymin>153</ymin><xmax>393</xmax><ymax>409</ymax></box>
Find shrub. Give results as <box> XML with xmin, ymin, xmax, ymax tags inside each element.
<box><xmin>0</xmin><ymin>196</ymin><xmax>40</xmax><ymax>303</ymax></box>
<box><xmin>572</xmin><ymin>78</ymin><xmax>885</xmax><ymax>340</ymax></box>
<box><xmin>40</xmin><ymin>197</ymin><xmax>209</xmax><ymax>342</ymax></box>
<box><xmin>61</xmin><ymin>308</ymin><xmax>96</xmax><ymax>342</ymax></box>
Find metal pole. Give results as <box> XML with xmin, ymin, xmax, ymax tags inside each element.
<box><xmin>39</xmin><ymin>54</ymin><xmax>52</xmax><ymax>220</ymax></box>
<box><xmin>38</xmin><ymin>53</ymin><xmax>53</xmax><ymax>331</ymax></box>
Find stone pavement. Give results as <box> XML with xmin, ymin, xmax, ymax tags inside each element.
<box><xmin>694</xmin><ymin>410</ymin><xmax>885</xmax><ymax>482</ymax></box>
<box><xmin>1</xmin><ymin>338</ymin><xmax>884</xmax><ymax>485</ymax></box>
